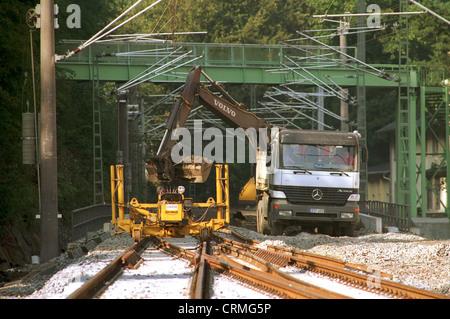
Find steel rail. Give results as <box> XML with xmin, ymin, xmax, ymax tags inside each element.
<box><xmin>206</xmin><ymin>250</ymin><xmax>348</xmax><ymax>299</ymax></box>
<box><xmin>152</xmin><ymin>234</ymin><xmax>348</xmax><ymax>299</ymax></box>
<box><xmin>149</xmin><ymin>235</ymin><xmax>212</xmax><ymax>299</ymax></box>
<box><xmin>220</xmin><ymin>229</ymin><xmax>391</xmax><ymax>277</ymax></box>
<box><xmin>221</xmin><ymin>229</ymin><xmax>448</xmax><ymax>299</ymax></box>
<box><xmin>215</xmin><ymin>244</ymin><xmax>350</xmax><ymax>299</ymax></box>
<box><xmin>67</xmin><ymin>231</ymin><xmax>448</xmax><ymax>299</ymax></box>
<box><xmin>149</xmin><ymin>235</ymin><xmax>197</xmax><ymax>262</ymax></box>
<box><xmin>190</xmin><ymin>241</ymin><xmax>211</xmax><ymax>299</ymax></box>
<box><xmin>67</xmin><ymin>237</ymin><xmax>150</xmax><ymax>299</ymax></box>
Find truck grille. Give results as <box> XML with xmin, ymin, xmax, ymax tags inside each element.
<box><xmin>273</xmin><ymin>185</ymin><xmax>355</xmax><ymax>206</ymax></box>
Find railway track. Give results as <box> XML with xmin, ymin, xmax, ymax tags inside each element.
<box><xmin>214</xmin><ymin>229</ymin><xmax>447</xmax><ymax>299</ymax></box>
<box><xmin>66</xmin><ymin>229</ymin><xmax>448</xmax><ymax>300</ymax></box>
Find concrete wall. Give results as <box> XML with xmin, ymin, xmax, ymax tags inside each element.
<box><xmin>411</xmin><ymin>218</ymin><xmax>450</xmax><ymax>240</ymax></box>
<box><xmin>359</xmin><ymin>213</ymin><xmax>382</xmax><ymax>233</ymax></box>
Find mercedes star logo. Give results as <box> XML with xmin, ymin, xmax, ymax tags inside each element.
<box><xmin>311</xmin><ymin>188</ymin><xmax>323</xmax><ymax>201</ymax></box>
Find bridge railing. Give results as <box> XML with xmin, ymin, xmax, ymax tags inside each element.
<box><xmin>57</xmin><ymin>40</ymin><xmax>357</xmax><ymax>68</ymax></box>
<box><xmin>366</xmin><ymin>200</ymin><xmax>411</xmax><ymax>231</ymax></box>
<box><xmin>71</xmin><ymin>204</ymin><xmax>111</xmax><ymax>241</ymax></box>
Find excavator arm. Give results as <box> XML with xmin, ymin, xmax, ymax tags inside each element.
<box><xmin>197</xmin><ymin>82</ymin><xmax>266</xmax><ymax>129</ymax></box>
<box><xmin>147</xmin><ymin>65</ymin><xmax>266</xmax><ymax>183</ymax></box>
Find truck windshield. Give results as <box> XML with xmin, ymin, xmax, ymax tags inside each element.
<box><xmin>281</xmin><ymin>144</ymin><xmax>357</xmax><ymax>172</ymax></box>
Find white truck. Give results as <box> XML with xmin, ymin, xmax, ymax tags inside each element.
<box><xmin>256</xmin><ymin>129</ymin><xmax>361</xmax><ymax>236</ymax></box>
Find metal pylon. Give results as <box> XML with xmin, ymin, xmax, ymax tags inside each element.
<box><xmin>93</xmin><ymin>56</ymin><xmax>104</xmax><ymax>204</ymax></box>
<box><xmin>395</xmin><ymin>0</ymin><xmax>416</xmax><ymax>216</ymax></box>
<box><xmin>419</xmin><ymin>86</ymin><xmax>449</xmax><ymax>217</ymax></box>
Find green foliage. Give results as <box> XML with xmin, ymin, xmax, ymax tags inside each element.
<box><xmin>0</xmin><ymin>0</ymin><xmax>118</xmax><ymax>228</ymax></box>
<box><xmin>370</xmin><ymin>0</ymin><xmax>449</xmax><ymax>71</ymax></box>
<box><xmin>0</xmin><ymin>0</ymin><xmax>39</xmax><ymax>226</ymax></box>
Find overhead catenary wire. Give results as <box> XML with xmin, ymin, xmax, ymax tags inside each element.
<box><xmin>58</xmin><ymin>0</ymin><xmax>164</xmax><ymax>61</ymax></box>
<box><xmin>295</xmin><ymin>31</ymin><xmax>398</xmax><ymax>82</ymax></box>
<box><xmin>288</xmin><ymin>26</ymin><xmax>388</xmax><ymax>42</ymax></box>
<box><xmin>263</xmin><ymin>86</ymin><xmax>345</xmax><ymax>129</ymax></box>
<box><xmin>98</xmin><ymin>32</ymin><xmax>207</xmax><ymax>43</ymax></box>
<box><xmin>116</xmin><ymin>47</ymin><xmax>185</xmax><ymax>92</ymax></box>
<box><xmin>407</xmin><ymin>0</ymin><xmax>450</xmax><ymax>25</ymax></box>
<box><xmin>116</xmin><ymin>52</ymin><xmax>202</xmax><ymax>93</ymax></box>
<box><xmin>283</xmin><ymin>42</ymin><xmax>394</xmax><ymax>81</ymax></box>
<box><xmin>281</xmin><ymin>57</ymin><xmax>354</xmax><ymax>105</ymax></box>
<box><xmin>83</xmin><ymin>0</ymin><xmax>146</xmax><ymax>48</ymax></box>
<box><xmin>277</xmin><ymin>85</ymin><xmax>352</xmax><ymax>124</ymax></box>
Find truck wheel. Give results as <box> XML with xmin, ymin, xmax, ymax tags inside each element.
<box><xmin>271</xmin><ymin>222</ymin><xmax>284</xmax><ymax>236</ymax></box>
<box><xmin>319</xmin><ymin>225</ymin><xmax>333</xmax><ymax>236</ymax></box>
<box><xmin>342</xmin><ymin>224</ymin><xmax>355</xmax><ymax>237</ymax></box>
<box><xmin>256</xmin><ymin>194</ymin><xmax>270</xmax><ymax>235</ymax></box>
<box><xmin>333</xmin><ymin>224</ymin><xmax>355</xmax><ymax>237</ymax></box>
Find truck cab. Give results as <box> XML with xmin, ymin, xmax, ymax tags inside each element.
<box><xmin>257</xmin><ymin>129</ymin><xmax>360</xmax><ymax>236</ymax></box>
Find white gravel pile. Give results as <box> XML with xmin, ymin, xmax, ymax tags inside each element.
<box><xmin>27</xmin><ymin>233</ymin><xmax>136</xmax><ymax>299</ymax></box>
<box><xmin>231</xmin><ymin>226</ymin><xmax>450</xmax><ymax>296</ymax></box>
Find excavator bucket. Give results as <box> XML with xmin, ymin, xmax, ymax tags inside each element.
<box><xmin>145</xmin><ymin>162</ymin><xmax>161</xmax><ymax>183</ymax></box>
<box><xmin>146</xmin><ymin>156</ymin><xmax>213</xmax><ymax>183</ymax></box>
<box><xmin>174</xmin><ymin>161</ymin><xmax>213</xmax><ymax>183</ymax></box>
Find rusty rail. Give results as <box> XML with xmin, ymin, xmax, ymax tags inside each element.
<box><xmin>67</xmin><ymin>238</ymin><xmax>149</xmax><ymax>299</ymax></box>
<box><xmin>210</xmin><ymin>247</ymin><xmax>350</xmax><ymax>299</ymax></box>
<box><xmin>152</xmin><ymin>235</ymin><xmax>347</xmax><ymax>299</ymax></box>
<box><xmin>220</xmin><ymin>229</ymin><xmax>448</xmax><ymax>299</ymax></box>
<box><xmin>190</xmin><ymin>241</ymin><xmax>211</xmax><ymax>299</ymax></box>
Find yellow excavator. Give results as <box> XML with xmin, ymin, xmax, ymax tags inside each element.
<box><xmin>110</xmin><ymin>66</ymin><xmax>265</xmax><ymax>241</ymax></box>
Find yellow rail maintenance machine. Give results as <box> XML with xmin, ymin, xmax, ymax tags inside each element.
<box><xmin>110</xmin><ymin>164</ymin><xmax>230</xmax><ymax>241</ymax></box>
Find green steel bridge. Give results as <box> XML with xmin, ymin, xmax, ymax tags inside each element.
<box><xmin>57</xmin><ymin>40</ymin><xmax>415</xmax><ymax>86</ymax></box>
<box><xmin>56</xmin><ymin>40</ymin><xmax>449</xmax><ymax>220</ymax></box>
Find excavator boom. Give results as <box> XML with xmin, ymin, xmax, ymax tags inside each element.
<box><xmin>147</xmin><ymin>65</ymin><xmax>266</xmax><ymax>183</ymax></box>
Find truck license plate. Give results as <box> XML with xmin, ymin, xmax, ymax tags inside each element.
<box><xmin>309</xmin><ymin>208</ymin><xmax>325</xmax><ymax>213</ymax></box>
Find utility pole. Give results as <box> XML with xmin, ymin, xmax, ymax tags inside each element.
<box><xmin>357</xmin><ymin>0</ymin><xmax>368</xmax><ymax>213</ymax></box>
<box><xmin>117</xmin><ymin>92</ymin><xmax>130</xmax><ymax>203</ymax></box>
<box><xmin>339</xmin><ymin>18</ymin><xmax>350</xmax><ymax>132</ymax></box>
<box><xmin>39</xmin><ymin>0</ymin><xmax>59</xmax><ymax>262</ymax></box>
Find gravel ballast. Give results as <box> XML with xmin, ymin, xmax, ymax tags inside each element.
<box><xmin>1</xmin><ymin>227</ymin><xmax>449</xmax><ymax>298</ymax></box>
<box><xmin>232</xmin><ymin>226</ymin><xmax>450</xmax><ymax>296</ymax></box>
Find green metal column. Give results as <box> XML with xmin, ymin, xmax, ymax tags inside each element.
<box><xmin>409</xmin><ymin>91</ymin><xmax>417</xmax><ymax>216</ymax></box>
<box><xmin>419</xmin><ymin>86</ymin><xmax>427</xmax><ymax>217</ymax></box>
<box><xmin>93</xmin><ymin>56</ymin><xmax>105</xmax><ymax>204</ymax></box>
<box><xmin>395</xmin><ymin>0</ymin><xmax>417</xmax><ymax>218</ymax></box>
<box><xmin>446</xmin><ymin>86</ymin><xmax>449</xmax><ymax>218</ymax></box>
<box><xmin>418</xmin><ymin>86</ymin><xmax>449</xmax><ymax>217</ymax></box>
